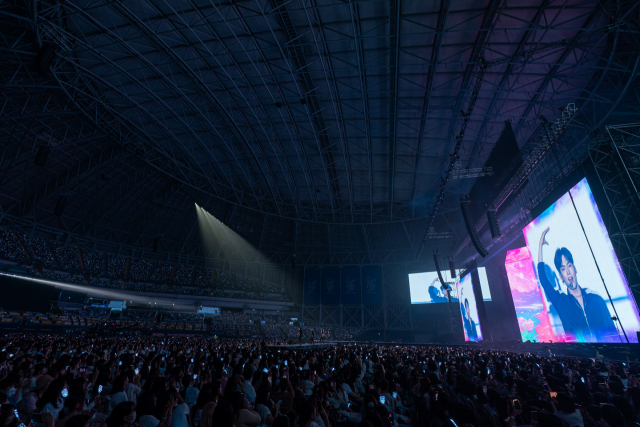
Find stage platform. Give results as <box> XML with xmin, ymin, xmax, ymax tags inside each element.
<box><xmin>267</xmin><ymin>342</ymin><xmax>338</xmax><ymax>351</ymax></box>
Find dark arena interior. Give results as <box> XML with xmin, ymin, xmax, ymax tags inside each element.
<box><xmin>4</xmin><ymin>1</ymin><xmax>640</xmax><ymax>427</ymax></box>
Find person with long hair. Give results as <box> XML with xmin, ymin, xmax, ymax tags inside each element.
<box><xmin>295</xmin><ymin>399</ymin><xmax>329</xmax><ymax>427</ymax></box>
<box><xmin>109</xmin><ymin>375</ymin><xmax>130</xmax><ymax>415</ymax></box>
<box><xmin>211</xmin><ymin>400</ymin><xmax>234</xmax><ymax>427</ymax></box>
<box><xmin>0</xmin><ymin>404</ymin><xmax>21</xmax><ymax>427</ymax></box>
<box><xmin>198</xmin><ymin>402</ymin><xmax>216</xmax><ymax>427</ymax></box>
<box><xmin>137</xmin><ymin>393</ymin><xmax>175</xmax><ymax>427</ymax></box>
<box><xmin>189</xmin><ymin>382</ymin><xmax>219</xmax><ymax>427</ymax></box>
<box><xmin>105</xmin><ymin>402</ymin><xmax>136</xmax><ymax>427</ymax></box>
<box><xmin>19</xmin><ymin>374</ymin><xmax>52</xmax><ymax>414</ymax></box>
<box><xmin>554</xmin><ymin>392</ymin><xmax>584</xmax><ymax>427</ymax></box>
<box><xmin>36</xmin><ymin>378</ymin><xmax>67</xmax><ymax>419</ymax></box>
<box><xmin>273</xmin><ymin>378</ymin><xmax>293</xmax><ymax>416</ymax></box>
<box><xmin>64</xmin><ymin>415</ymin><xmax>90</xmax><ymax>427</ymax></box>
<box><xmin>255</xmin><ymin>384</ymin><xmax>279</xmax><ymax>426</ymax></box>
<box><xmin>55</xmin><ymin>393</ymin><xmax>85</xmax><ymax>427</ymax></box>
<box><xmin>227</xmin><ymin>391</ymin><xmax>260</xmax><ymax>427</ymax></box>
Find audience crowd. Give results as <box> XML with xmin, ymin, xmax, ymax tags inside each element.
<box><xmin>0</xmin><ymin>230</ymin><xmax>289</xmax><ymax>303</ymax></box>
<box><xmin>0</xmin><ymin>308</ymin><xmax>363</xmax><ymax>342</ymax></box>
<box><xmin>0</xmin><ymin>332</ymin><xmax>637</xmax><ymax>427</ymax></box>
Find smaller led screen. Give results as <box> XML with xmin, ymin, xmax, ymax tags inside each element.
<box><xmin>456</xmin><ymin>273</ymin><xmax>483</xmax><ymax>341</ymax></box>
<box><xmin>408</xmin><ymin>270</ymin><xmax>461</xmax><ymax>304</ymax></box>
<box><xmin>108</xmin><ymin>301</ymin><xmax>127</xmax><ymax>311</ymax></box>
<box><xmin>198</xmin><ymin>306</ymin><xmax>221</xmax><ymax>315</ymax></box>
<box><xmin>477</xmin><ymin>267</ymin><xmax>492</xmax><ymax>301</ymax></box>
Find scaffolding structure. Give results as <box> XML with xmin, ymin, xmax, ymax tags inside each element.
<box><xmin>589</xmin><ymin>124</ymin><xmax>640</xmax><ymax>294</ymax></box>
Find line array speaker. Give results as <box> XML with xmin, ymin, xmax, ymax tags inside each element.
<box><xmin>449</xmin><ymin>259</ymin><xmax>456</xmax><ymax>278</ymax></box>
<box><xmin>35</xmin><ymin>43</ymin><xmax>57</xmax><ymax>77</ymax></box>
<box><xmin>54</xmin><ymin>195</ymin><xmax>67</xmax><ymax>216</ymax></box>
<box><xmin>461</xmin><ymin>198</ymin><xmax>489</xmax><ymax>257</ymax></box>
<box><xmin>153</xmin><ymin>237</ymin><xmax>160</xmax><ymax>253</ymax></box>
<box><xmin>487</xmin><ymin>209</ymin><xmax>501</xmax><ymax>238</ymax></box>
<box><xmin>433</xmin><ymin>252</ymin><xmax>446</xmax><ymax>288</ymax></box>
<box><xmin>34</xmin><ymin>146</ymin><xmax>50</xmax><ymax>167</ymax></box>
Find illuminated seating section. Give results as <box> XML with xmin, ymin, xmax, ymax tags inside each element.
<box><xmin>0</xmin><ymin>229</ymin><xmax>289</xmax><ymax>303</ymax></box>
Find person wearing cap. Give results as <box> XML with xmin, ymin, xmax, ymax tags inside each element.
<box><xmin>20</xmin><ymin>374</ymin><xmax>53</xmax><ymax>414</ymax></box>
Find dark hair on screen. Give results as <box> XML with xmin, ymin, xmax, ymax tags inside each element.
<box><xmin>554</xmin><ymin>247</ymin><xmax>574</xmax><ymax>273</ymax></box>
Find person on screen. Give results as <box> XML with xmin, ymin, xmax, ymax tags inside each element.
<box><xmin>428</xmin><ymin>278</ymin><xmax>449</xmax><ymax>303</ymax></box>
<box><xmin>538</xmin><ymin>227</ymin><xmax>618</xmax><ymax>342</ymax></box>
<box><xmin>462</xmin><ymin>298</ymin><xmax>478</xmax><ymax>341</ymax></box>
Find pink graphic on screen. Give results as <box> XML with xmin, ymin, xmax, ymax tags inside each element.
<box><xmin>505</xmin><ymin>247</ymin><xmax>570</xmax><ymax>342</ymax></box>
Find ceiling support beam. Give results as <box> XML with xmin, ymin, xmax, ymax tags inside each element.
<box><xmin>514</xmin><ymin>6</ymin><xmax>604</xmax><ymax>136</ymax></box>
<box><xmin>347</xmin><ymin>0</ymin><xmax>374</xmax><ymax>221</ymax></box>
<box><xmin>388</xmin><ymin>0</ymin><xmax>401</xmax><ymax>216</ymax></box>
<box><xmin>411</xmin><ymin>0</ymin><xmax>450</xmax><ymax>211</ymax></box>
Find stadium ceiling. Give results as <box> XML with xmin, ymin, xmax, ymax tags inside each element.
<box><xmin>1</xmin><ymin>0</ymin><xmax>639</xmax><ymax>266</ymax></box>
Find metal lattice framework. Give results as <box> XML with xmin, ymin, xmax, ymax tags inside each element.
<box><xmin>590</xmin><ymin>124</ymin><xmax>640</xmax><ymax>296</ymax></box>
<box><xmin>1</xmin><ymin>0</ymin><xmax>640</xmax><ymax>327</ymax></box>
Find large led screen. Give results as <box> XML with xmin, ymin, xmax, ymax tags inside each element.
<box><xmin>456</xmin><ymin>273</ymin><xmax>483</xmax><ymax>341</ymax></box>
<box><xmin>520</xmin><ymin>177</ymin><xmax>640</xmax><ymax>343</ymax></box>
<box><xmin>409</xmin><ymin>270</ymin><xmax>461</xmax><ymax>304</ymax></box>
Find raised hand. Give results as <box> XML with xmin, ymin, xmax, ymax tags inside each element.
<box><xmin>538</xmin><ymin>227</ymin><xmax>550</xmax><ymax>263</ymax></box>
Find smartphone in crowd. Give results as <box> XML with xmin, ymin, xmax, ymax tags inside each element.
<box><xmin>379</xmin><ymin>396</ymin><xmax>386</xmax><ymax>405</ymax></box>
